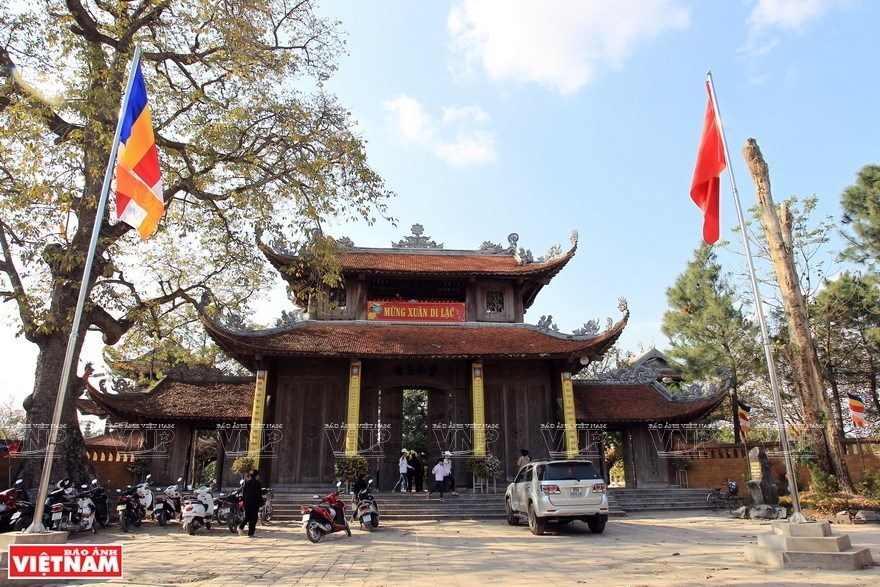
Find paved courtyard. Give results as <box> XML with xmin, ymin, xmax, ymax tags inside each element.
<box><xmin>4</xmin><ymin>511</ymin><xmax>880</xmax><ymax>586</ymax></box>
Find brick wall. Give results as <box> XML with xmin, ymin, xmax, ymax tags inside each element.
<box><xmin>1</xmin><ymin>451</ymin><xmax>135</xmax><ymax>491</ymax></box>
<box><xmin>680</xmin><ymin>438</ymin><xmax>880</xmax><ymax>491</ymax></box>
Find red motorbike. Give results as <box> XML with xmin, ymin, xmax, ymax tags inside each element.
<box><xmin>301</xmin><ymin>481</ymin><xmax>351</xmax><ymax>543</ymax></box>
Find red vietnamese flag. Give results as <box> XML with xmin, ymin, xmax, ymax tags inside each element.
<box><xmin>690</xmin><ymin>81</ymin><xmax>726</xmax><ymax>245</ymax></box>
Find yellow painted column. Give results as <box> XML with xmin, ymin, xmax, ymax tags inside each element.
<box><xmin>248</xmin><ymin>370</ymin><xmax>268</xmax><ymax>469</ymax></box>
<box><xmin>561</xmin><ymin>371</ymin><xmax>579</xmax><ymax>458</ymax></box>
<box><xmin>472</xmin><ymin>363</ymin><xmax>486</xmax><ymax>456</ymax></box>
<box><xmin>345</xmin><ymin>360</ymin><xmax>362</xmax><ymax>456</ymax></box>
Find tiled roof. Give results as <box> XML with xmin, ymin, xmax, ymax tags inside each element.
<box><xmin>261</xmin><ymin>244</ymin><xmax>575</xmax><ymax>279</ymax></box>
<box><xmin>85</xmin><ymin>430</ymin><xmax>145</xmax><ymax>450</ymax></box>
<box><xmin>573</xmin><ymin>382</ymin><xmax>726</xmax><ymax>424</ymax></box>
<box><xmin>203</xmin><ymin>318</ymin><xmax>627</xmax><ymax>367</ymax></box>
<box><xmin>86</xmin><ymin>378</ymin><xmax>254</xmax><ymax>422</ymax></box>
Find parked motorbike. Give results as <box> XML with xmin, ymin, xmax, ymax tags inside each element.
<box><xmin>182</xmin><ymin>485</ymin><xmax>215</xmax><ymax>535</ymax></box>
<box><xmin>301</xmin><ymin>481</ymin><xmax>351</xmax><ymax>543</ymax></box>
<box><xmin>354</xmin><ymin>478</ymin><xmax>379</xmax><ymax>531</ymax></box>
<box><xmin>154</xmin><ymin>477</ymin><xmax>183</xmax><ymax>526</ymax></box>
<box><xmin>260</xmin><ymin>487</ymin><xmax>274</xmax><ymax>525</ymax></box>
<box><xmin>50</xmin><ymin>481</ymin><xmax>97</xmax><ymax>536</ymax></box>
<box><xmin>11</xmin><ymin>478</ymin><xmax>73</xmax><ymax>531</ymax></box>
<box><xmin>116</xmin><ymin>485</ymin><xmax>146</xmax><ymax>532</ymax></box>
<box><xmin>85</xmin><ymin>479</ymin><xmax>111</xmax><ymax>528</ymax></box>
<box><xmin>0</xmin><ymin>479</ymin><xmax>28</xmax><ymax>531</ymax></box>
<box><xmin>219</xmin><ymin>480</ymin><xmax>245</xmax><ymax>533</ymax></box>
<box><xmin>135</xmin><ymin>475</ymin><xmax>155</xmax><ymax>519</ymax></box>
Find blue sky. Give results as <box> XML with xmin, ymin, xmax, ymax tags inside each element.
<box><xmin>3</xmin><ymin>0</ymin><xmax>879</xmax><ymax>406</ymax></box>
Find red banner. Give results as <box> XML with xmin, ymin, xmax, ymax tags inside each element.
<box><xmin>366</xmin><ymin>301</ymin><xmax>465</xmax><ymax>322</ymax></box>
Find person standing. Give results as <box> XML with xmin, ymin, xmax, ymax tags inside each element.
<box><xmin>238</xmin><ymin>469</ymin><xmax>262</xmax><ymax>537</ymax></box>
<box><xmin>426</xmin><ymin>457</ymin><xmax>446</xmax><ymax>501</ymax></box>
<box><xmin>406</xmin><ymin>452</ymin><xmax>416</xmax><ymax>492</ymax></box>
<box><xmin>516</xmin><ymin>449</ymin><xmax>531</xmax><ymax>470</ymax></box>
<box><xmin>443</xmin><ymin>451</ymin><xmax>458</xmax><ymax>495</ymax></box>
<box><xmin>393</xmin><ymin>449</ymin><xmax>412</xmax><ymax>492</ymax></box>
<box><xmin>411</xmin><ymin>452</ymin><xmax>424</xmax><ymax>492</ymax></box>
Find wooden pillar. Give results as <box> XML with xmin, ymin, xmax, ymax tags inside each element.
<box><xmin>472</xmin><ymin>363</ymin><xmax>486</xmax><ymax>456</ymax></box>
<box><xmin>345</xmin><ymin>360</ymin><xmax>362</xmax><ymax>456</ymax></box>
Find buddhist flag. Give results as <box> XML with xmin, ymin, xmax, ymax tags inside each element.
<box><xmin>737</xmin><ymin>401</ymin><xmax>751</xmax><ymax>435</ymax></box>
<box><xmin>691</xmin><ymin>81</ymin><xmax>726</xmax><ymax>245</ymax></box>
<box><xmin>847</xmin><ymin>393</ymin><xmax>869</xmax><ymax>428</ymax></box>
<box><xmin>115</xmin><ymin>62</ymin><xmax>164</xmax><ymax>240</ymax></box>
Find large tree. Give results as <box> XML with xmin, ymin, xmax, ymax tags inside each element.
<box><xmin>0</xmin><ymin>1</ymin><xmax>393</xmax><ymax>488</ymax></box>
<box><xmin>841</xmin><ymin>164</ymin><xmax>880</xmax><ymax>270</ymax></box>
<box><xmin>743</xmin><ymin>139</ymin><xmax>853</xmax><ymax>491</ymax></box>
<box><xmin>661</xmin><ymin>243</ymin><xmax>761</xmax><ymax>442</ymax></box>
<box><xmin>811</xmin><ymin>272</ymin><xmax>880</xmax><ymax>430</ymax></box>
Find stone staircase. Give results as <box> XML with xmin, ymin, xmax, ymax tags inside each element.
<box><xmin>268</xmin><ymin>487</ymin><xmax>506</xmax><ymax>522</ymax></box>
<box><xmin>608</xmin><ymin>488</ymin><xmax>714</xmax><ymax>513</ymax></box>
<box><xmin>264</xmin><ymin>486</ymin><xmax>714</xmax><ymax>522</ymax></box>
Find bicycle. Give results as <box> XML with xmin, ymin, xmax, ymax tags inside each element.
<box><xmin>706</xmin><ymin>482</ymin><xmax>742</xmax><ymax>513</ymax></box>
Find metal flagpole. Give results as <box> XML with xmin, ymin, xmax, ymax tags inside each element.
<box><xmin>27</xmin><ymin>46</ymin><xmax>144</xmax><ymax>532</ymax></box>
<box><xmin>706</xmin><ymin>71</ymin><xmax>804</xmax><ymax>521</ymax></box>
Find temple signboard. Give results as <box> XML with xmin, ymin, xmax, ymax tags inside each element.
<box><xmin>366</xmin><ymin>300</ymin><xmax>466</xmax><ymax>322</ymax></box>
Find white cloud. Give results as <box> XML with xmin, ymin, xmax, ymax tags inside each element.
<box><xmin>747</xmin><ymin>0</ymin><xmax>830</xmax><ymax>32</ymax></box>
<box><xmin>435</xmin><ymin>130</ymin><xmax>498</xmax><ymax>167</ymax></box>
<box><xmin>384</xmin><ymin>96</ymin><xmax>497</xmax><ymax>167</ymax></box>
<box><xmin>742</xmin><ymin>0</ymin><xmax>842</xmax><ymax>56</ymax></box>
<box><xmin>447</xmin><ymin>0</ymin><xmax>690</xmax><ymax>95</ymax></box>
<box><xmin>384</xmin><ymin>95</ymin><xmax>435</xmax><ymax>143</ymax></box>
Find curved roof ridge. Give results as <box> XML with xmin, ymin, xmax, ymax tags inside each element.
<box><xmin>201</xmin><ymin>311</ymin><xmax>628</xmax><ymax>342</ymax></box>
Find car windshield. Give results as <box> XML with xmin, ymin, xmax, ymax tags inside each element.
<box><xmin>542</xmin><ymin>462</ymin><xmax>600</xmax><ymax>481</ymax></box>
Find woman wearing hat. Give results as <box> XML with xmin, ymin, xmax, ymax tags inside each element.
<box><xmin>393</xmin><ymin>449</ymin><xmax>412</xmax><ymax>492</ymax></box>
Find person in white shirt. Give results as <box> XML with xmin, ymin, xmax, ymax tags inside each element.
<box><xmin>426</xmin><ymin>457</ymin><xmax>446</xmax><ymax>500</ymax></box>
<box><xmin>393</xmin><ymin>449</ymin><xmax>412</xmax><ymax>492</ymax></box>
<box><xmin>443</xmin><ymin>451</ymin><xmax>458</xmax><ymax>495</ymax></box>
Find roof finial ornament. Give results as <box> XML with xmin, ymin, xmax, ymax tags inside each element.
<box><xmin>392</xmin><ymin>224</ymin><xmax>444</xmax><ymax>249</ymax></box>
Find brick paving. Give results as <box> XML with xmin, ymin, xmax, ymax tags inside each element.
<box><xmin>4</xmin><ymin>512</ymin><xmax>880</xmax><ymax>586</ymax></box>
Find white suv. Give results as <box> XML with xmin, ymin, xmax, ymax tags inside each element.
<box><xmin>504</xmin><ymin>458</ymin><xmax>609</xmax><ymax>535</ymax></box>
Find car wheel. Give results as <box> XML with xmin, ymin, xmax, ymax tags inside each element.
<box><xmin>587</xmin><ymin>515</ymin><xmax>606</xmax><ymax>534</ymax></box>
<box><xmin>505</xmin><ymin>499</ymin><xmax>520</xmax><ymax>526</ymax></box>
<box><xmin>527</xmin><ymin>503</ymin><xmax>545</xmax><ymax>536</ymax></box>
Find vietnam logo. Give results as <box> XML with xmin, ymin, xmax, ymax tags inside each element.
<box><xmin>7</xmin><ymin>545</ymin><xmax>123</xmax><ymax>579</ymax></box>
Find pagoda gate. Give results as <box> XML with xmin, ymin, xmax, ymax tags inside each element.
<box><xmin>201</xmin><ymin>226</ymin><xmax>628</xmax><ymax>488</ymax></box>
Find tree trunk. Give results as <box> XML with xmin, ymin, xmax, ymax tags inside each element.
<box><xmin>742</xmin><ymin>138</ymin><xmax>854</xmax><ymax>492</ymax></box>
<box><xmin>18</xmin><ymin>320</ymin><xmax>95</xmax><ymax>493</ymax></box>
<box><xmin>731</xmin><ymin>387</ymin><xmax>742</xmax><ymax>444</ymax></box>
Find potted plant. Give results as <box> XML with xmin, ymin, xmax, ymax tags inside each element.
<box><xmin>334</xmin><ymin>454</ymin><xmax>371</xmax><ymax>486</ymax></box>
<box><xmin>231</xmin><ymin>456</ymin><xmax>256</xmax><ymax>479</ymax></box>
<box><xmin>466</xmin><ymin>454</ymin><xmax>503</xmax><ymax>492</ymax></box>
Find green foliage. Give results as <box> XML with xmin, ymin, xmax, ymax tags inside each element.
<box><xmin>670</xmin><ymin>457</ymin><xmax>692</xmax><ymax>471</ymax></box>
<box><xmin>126</xmin><ymin>457</ymin><xmax>151</xmax><ymax>475</ymax></box>
<box><xmin>231</xmin><ymin>456</ymin><xmax>256</xmax><ymax>477</ymax></box>
<box><xmin>465</xmin><ymin>454</ymin><xmax>503</xmax><ymax>480</ymax></box>
<box><xmin>855</xmin><ymin>470</ymin><xmax>880</xmax><ymax>499</ymax></box>
<box><xmin>841</xmin><ymin>164</ymin><xmax>880</xmax><ymax>269</ymax></box>
<box><xmin>334</xmin><ymin>455</ymin><xmax>370</xmax><ymax>484</ymax></box>
<box><xmin>401</xmin><ymin>389</ymin><xmax>428</xmax><ymax>455</ymax></box>
<box><xmin>809</xmin><ymin>465</ymin><xmax>840</xmax><ymax>494</ymax></box>
<box><xmin>202</xmin><ymin>461</ymin><xmax>217</xmax><ymax>484</ymax></box>
<box><xmin>610</xmin><ymin>460</ymin><xmax>625</xmax><ymax>485</ymax></box>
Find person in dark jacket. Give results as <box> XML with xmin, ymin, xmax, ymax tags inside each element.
<box><xmin>410</xmin><ymin>452</ymin><xmax>424</xmax><ymax>492</ymax></box>
<box><xmin>238</xmin><ymin>469</ymin><xmax>263</xmax><ymax>537</ymax></box>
